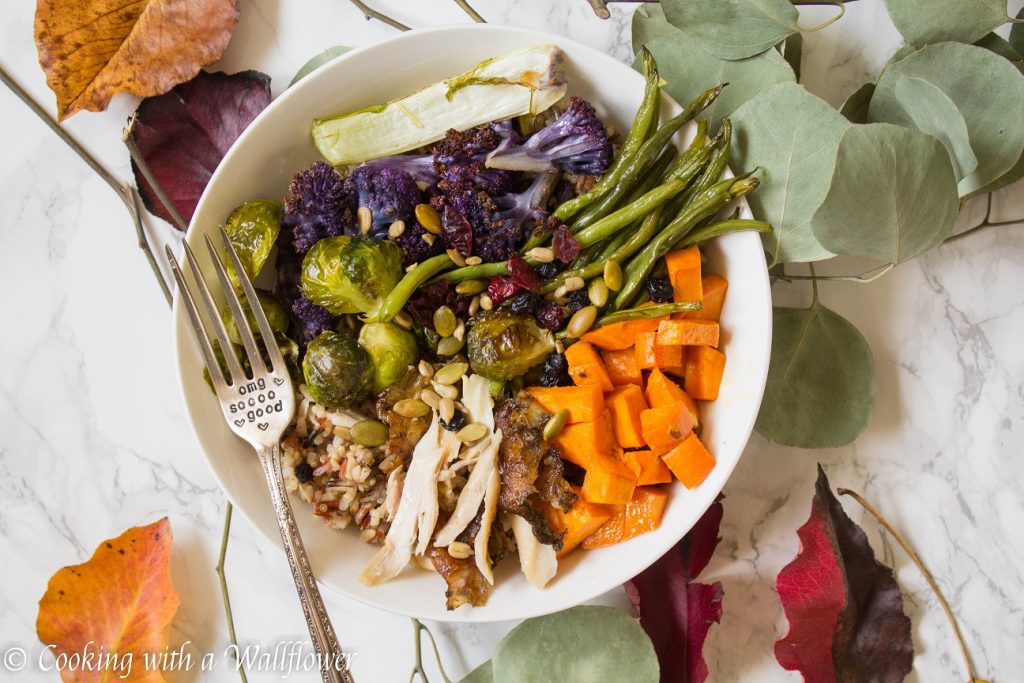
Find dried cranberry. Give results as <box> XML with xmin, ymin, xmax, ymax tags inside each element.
<box><xmin>294</xmin><ymin>462</ymin><xmax>314</xmax><ymax>484</ymax></box>
<box><xmin>550</xmin><ymin>225</ymin><xmax>581</xmax><ymax>263</ymax></box>
<box><xmin>441</xmin><ymin>204</ymin><xmax>474</xmax><ymax>256</ymax></box>
<box><xmin>565</xmin><ymin>289</ymin><xmax>591</xmax><ymax>313</ymax></box>
<box><xmin>486</xmin><ymin>276</ymin><xmax>520</xmax><ymax>305</ymax></box>
<box><xmin>504</xmin><ymin>291</ymin><xmax>541</xmax><ymax>315</ymax></box>
<box><xmin>645</xmin><ymin>276</ymin><xmax>674</xmax><ymax>303</ymax></box>
<box><xmin>536</xmin><ymin>300</ymin><xmax>565</xmax><ymax>331</ymax></box>
<box><xmin>507</xmin><ymin>256</ymin><xmax>541</xmax><ymax>292</ymax></box>
<box><xmin>407</xmin><ymin>280</ymin><xmax>470</xmax><ymax>328</ymax></box>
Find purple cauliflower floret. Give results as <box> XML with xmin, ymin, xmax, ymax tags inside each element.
<box><xmin>291</xmin><ymin>292</ymin><xmax>339</xmax><ymax>345</ymax></box>
<box><xmin>484</xmin><ymin>172</ymin><xmax>559</xmax><ymax>260</ymax></box>
<box><xmin>343</xmin><ymin>166</ymin><xmax>422</xmax><ymax>235</ymax></box>
<box><xmin>359</xmin><ymin>154</ymin><xmax>437</xmax><ymax>185</ymax></box>
<box><xmin>390</xmin><ymin>220</ymin><xmax>444</xmax><ymax>267</ymax></box>
<box><xmin>486</xmin><ymin>97</ymin><xmax>613</xmax><ymax>176</ymax></box>
<box><xmin>430</xmin><ymin>181</ymin><xmax>497</xmax><ymax>258</ymax></box>
<box><xmin>433</xmin><ymin>124</ymin><xmax>514</xmax><ymax>195</ymax></box>
<box><xmin>282</xmin><ymin>161</ymin><xmax>354</xmax><ymax>255</ymax></box>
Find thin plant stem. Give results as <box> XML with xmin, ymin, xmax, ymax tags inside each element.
<box><xmin>0</xmin><ymin>66</ymin><xmax>172</xmax><ymax>305</ymax></box>
<box><xmin>408</xmin><ymin>618</ymin><xmax>452</xmax><ymax>683</ymax></box>
<box><xmin>216</xmin><ymin>503</ymin><xmax>249</xmax><ymax>683</ymax></box>
<box><xmin>349</xmin><ymin>0</ymin><xmax>411</xmax><ymax>31</ymax></box>
<box><xmin>798</xmin><ymin>0</ymin><xmax>846</xmax><ymax>32</ymax></box>
<box><xmin>587</xmin><ymin>0</ymin><xmax>611</xmax><ymax>19</ymax></box>
<box><xmin>945</xmin><ymin>192</ymin><xmax>1024</xmax><ymax>244</ymax></box>
<box><xmin>837</xmin><ymin>488</ymin><xmax>985</xmax><ymax>683</ymax></box>
<box><xmin>775</xmin><ymin>262</ymin><xmax>895</xmax><ymax>284</ymax></box>
<box><xmin>123</xmin><ymin>113</ymin><xmax>189</xmax><ymax>231</ymax></box>
<box><xmin>808</xmin><ymin>262</ymin><xmax>818</xmax><ymax>304</ymax></box>
<box><xmin>452</xmin><ymin>0</ymin><xmax>486</xmax><ymax>22</ymax></box>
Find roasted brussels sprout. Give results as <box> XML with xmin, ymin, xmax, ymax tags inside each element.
<box><xmin>300</xmin><ymin>236</ymin><xmax>403</xmax><ymax>316</ymax></box>
<box><xmin>466</xmin><ymin>311</ymin><xmax>555</xmax><ymax>381</ymax></box>
<box><xmin>224</xmin><ymin>199</ymin><xmax>282</xmax><ymax>289</ymax></box>
<box><xmin>302</xmin><ymin>330</ymin><xmax>374</xmax><ymax>408</ymax></box>
<box><xmin>220</xmin><ymin>291</ymin><xmax>289</xmax><ymax>346</ymax></box>
<box><xmin>358</xmin><ymin>321</ymin><xmax>420</xmax><ymax>393</ymax></box>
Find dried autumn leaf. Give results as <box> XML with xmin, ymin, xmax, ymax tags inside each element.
<box><xmin>129</xmin><ymin>70</ymin><xmax>272</xmax><ymax>228</ymax></box>
<box><xmin>625</xmin><ymin>495</ymin><xmax>724</xmax><ymax>683</ymax></box>
<box><xmin>775</xmin><ymin>466</ymin><xmax>913</xmax><ymax>683</ymax></box>
<box><xmin>34</xmin><ymin>0</ymin><xmax>240</xmax><ymax>121</ymax></box>
<box><xmin>37</xmin><ymin>518</ymin><xmax>179</xmax><ymax>682</ymax></box>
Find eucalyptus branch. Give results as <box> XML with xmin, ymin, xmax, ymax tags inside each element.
<box><xmin>348</xmin><ymin>0</ymin><xmax>411</xmax><ymax>31</ymax></box>
<box><xmin>587</xmin><ymin>0</ymin><xmax>611</xmax><ymax>19</ymax></box>
<box><xmin>408</xmin><ymin>618</ymin><xmax>453</xmax><ymax>683</ymax></box>
<box><xmin>945</xmin><ymin>192</ymin><xmax>1024</xmax><ymax>244</ymax></box>
<box><xmin>798</xmin><ymin>0</ymin><xmax>846</xmax><ymax>32</ymax></box>
<box><xmin>0</xmin><ymin>66</ymin><xmax>172</xmax><ymax>305</ymax></box>
<box><xmin>837</xmin><ymin>488</ymin><xmax>986</xmax><ymax>683</ymax></box>
<box><xmin>123</xmin><ymin>113</ymin><xmax>188</xmax><ymax>231</ymax></box>
<box><xmin>216</xmin><ymin>504</ymin><xmax>248</xmax><ymax>683</ymax></box>
<box><xmin>452</xmin><ymin>0</ymin><xmax>486</xmax><ymax>23</ymax></box>
<box><xmin>773</xmin><ymin>262</ymin><xmax>894</xmax><ymax>285</ymax></box>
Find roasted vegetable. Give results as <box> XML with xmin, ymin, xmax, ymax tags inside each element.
<box><xmin>224</xmin><ymin>199</ymin><xmax>282</xmax><ymax>288</ymax></box>
<box><xmin>301</xmin><ymin>330</ymin><xmax>373</xmax><ymax>408</ymax></box>
<box><xmin>343</xmin><ymin>165</ymin><xmax>422</xmax><ymax>234</ymax></box>
<box><xmin>358</xmin><ymin>321</ymin><xmax>419</xmax><ymax>393</ymax></box>
<box><xmin>220</xmin><ymin>291</ymin><xmax>289</xmax><ymax>347</ymax></box>
<box><xmin>282</xmin><ymin>161</ymin><xmax>352</xmax><ymax>255</ymax></box>
<box><xmin>375</xmin><ymin>365</ymin><xmax>433</xmax><ymax>461</ymax></box>
<box><xmin>300</xmin><ymin>236</ymin><xmax>403</xmax><ymax>316</ymax></box>
<box><xmin>467</xmin><ymin>311</ymin><xmax>554</xmax><ymax>381</ymax></box>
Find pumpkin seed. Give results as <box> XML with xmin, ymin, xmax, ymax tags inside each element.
<box><xmin>393</xmin><ymin>398</ymin><xmax>430</xmax><ymax>418</ymax></box>
<box><xmin>434</xmin><ymin>362</ymin><xmax>468</xmax><ymax>386</ymax></box>
<box><xmin>588</xmin><ymin>277</ymin><xmax>609</xmax><ymax>307</ymax></box>
<box><xmin>352</xmin><ymin>419</ymin><xmax>389</xmax><ymax>447</ymax></box>
<box><xmin>447</xmin><ymin>541</ymin><xmax>473</xmax><ymax>559</ymax></box>
<box><xmin>542</xmin><ymin>409</ymin><xmax>569</xmax><ymax>441</ymax></box>
<box><xmin>437</xmin><ymin>335</ymin><xmax>464</xmax><ymax>356</ymax></box>
<box><xmin>446</xmin><ymin>248</ymin><xmax>466</xmax><ymax>267</ymax></box>
<box><xmin>455</xmin><ymin>279</ymin><xmax>486</xmax><ymax>295</ymax></box>
<box><xmin>603</xmin><ymin>259</ymin><xmax>623</xmax><ymax>291</ymax></box>
<box><xmin>416</xmin><ymin>203</ymin><xmax>442</xmax><ymax>234</ymax></box>
<box><xmin>433</xmin><ymin>306</ymin><xmax>457</xmax><ymax>338</ymax></box>
<box><xmin>566</xmin><ymin>305</ymin><xmax>597</xmax><ymax>338</ymax></box>
<box><xmin>457</xmin><ymin>422</ymin><xmax>489</xmax><ymax>443</ymax></box>
<box><xmin>526</xmin><ymin>246</ymin><xmax>555</xmax><ymax>263</ymax></box>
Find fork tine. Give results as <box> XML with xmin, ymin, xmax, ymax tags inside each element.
<box><xmin>215</xmin><ymin>225</ymin><xmax>288</xmax><ymax>375</ymax></box>
<box><xmin>165</xmin><ymin>245</ymin><xmax>230</xmax><ymax>390</ymax></box>
<box><xmin>179</xmin><ymin>240</ymin><xmax>248</xmax><ymax>383</ymax></box>
<box><xmin>202</xmin><ymin>232</ymin><xmax>269</xmax><ymax>377</ymax></box>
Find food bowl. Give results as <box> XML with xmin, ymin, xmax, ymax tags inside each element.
<box><xmin>172</xmin><ymin>24</ymin><xmax>771</xmax><ymax>623</ymax></box>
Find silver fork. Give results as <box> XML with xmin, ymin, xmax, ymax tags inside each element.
<box><xmin>166</xmin><ymin>226</ymin><xmax>354</xmax><ymax>683</ymax></box>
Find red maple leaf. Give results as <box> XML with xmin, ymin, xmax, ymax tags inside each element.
<box><xmin>625</xmin><ymin>495</ymin><xmax>724</xmax><ymax>683</ymax></box>
<box><xmin>775</xmin><ymin>465</ymin><xmax>913</xmax><ymax>682</ymax></box>
<box><xmin>129</xmin><ymin>70</ymin><xmax>272</xmax><ymax>228</ymax></box>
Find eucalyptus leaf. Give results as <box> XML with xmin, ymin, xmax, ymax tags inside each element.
<box><xmin>894</xmin><ymin>77</ymin><xmax>978</xmax><ymax>180</ymax></box>
<box><xmin>869</xmin><ymin>41</ymin><xmax>1024</xmax><ymax>196</ymax></box>
<box><xmin>662</xmin><ymin>0</ymin><xmax>799</xmax><ymax>60</ymax></box>
<box><xmin>633</xmin><ymin>9</ymin><xmax>794</xmax><ymax>130</ymax></box>
<box><xmin>491</xmin><ymin>606</ymin><xmax>659</xmax><ymax>683</ymax></box>
<box><xmin>460</xmin><ymin>660</ymin><xmax>494</xmax><ymax>683</ymax></box>
<box><xmin>840</xmin><ymin>83</ymin><xmax>874</xmax><ymax>124</ymax></box>
<box><xmin>884</xmin><ymin>44</ymin><xmax>916</xmax><ymax>70</ymax></box>
<box><xmin>289</xmin><ymin>45</ymin><xmax>351</xmax><ymax>87</ymax></box>
<box><xmin>732</xmin><ymin>83</ymin><xmax>847</xmax><ymax>264</ymax></box>
<box><xmin>811</xmin><ymin>123</ymin><xmax>959</xmax><ymax>263</ymax></box>
<box><xmin>975</xmin><ymin>32</ymin><xmax>1024</xmax><ymax>69</ymax></box>
<box><xmin>881</xmin><ymin>0</ymin><xmax>1009</xmax><ymax>47</ymax></box>
<box><xmin>1010</xmin><ymin>7</ymin><xmax>1024</xmax><ymax>56</ymax></box>
<box><xmin>783</xmin><ymin>34</ymin><xmax>803</xmax><ymax>81</ymax></box>
<box><xmin>755</xmin><ymin>302</ymin><xmax>875</xmax><ymax>448</ymax></box>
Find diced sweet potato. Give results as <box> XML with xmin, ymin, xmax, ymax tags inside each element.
<box><xmin>654</xmin><ymin>338</ymin><xmax>687</xmax><ymax>377</ymax></box>
<box><xmin>634</xmin><ymin>331</ymin><xmax>658</xmax><ymax>370</ymax></box>
<box><xmin>580</xmin><ymin>318</ymin><xmax>665</xmax><ymax>351</ymax></box>
<box><xmin>684</xmin><ymin>345</ymin><xmax>726</xmax><ymax>400</ymax></box>
<box><xmin>602</xmin><ymin>347</ymin><xmax>643</xmax><ymax>386</ymax></box>
<box><xmin>581</xmin><ymin>452</ymin><xmax>637</xmax><ymax>504</ymax></box>
<box><xmin>526</xmin><ymin>385</ymin><xmax>604</xmax><ymax>424</ymax></box>
<box><xmin>566</xmin><ymin>341</ymin><xmax>614</xmax><ymax>392</ymax></box>
<box><xmin>556</xmin><ymin>490</ymin><xmax>614</xmax><ymax>558</ymax></box>
<box><xmin>606</xmin><ymin>385</ymin><xmax>648</xmax><ymax>448</ymax></box>
<box><xmin>645</xmin><ymin>369</ymin><xmax>701</xmax><ymax>427</ymax></box>
<box><xmin>656</xmin><ymin>319</ymin><xmax>720</xmax><ymax>347</ymax></box>
<box><xmin>662</xmin><ymin>433</ymin><xmax>716</xmax><ymax>488</ymax></box>
<box><xmin>582</xmin><ymin>486</ymin><xmax>669</xmax><ymax>548</ymax></box>
<box><xmin>679</xmin><ymin>274</ymin><xmax>728</xmax><ymax>322</ymax></box>
<box><xmin>639</xmin><ymin>402</ymin><xmax>695</xmax><ymax>455</ymax></box>
<box><xmin>622</xmin><ymin>449</ymin><xmax>672</xmax><ymax>485</ymax></box>
<box><xmin>553</xmin><ymin>410</ymin><xmax>616</xmax><ymax>469</ymax></box>
<box><xmin>665</xmin><ymin>247</ymin><xmax>703</xmax><ymax>304</ymax></box>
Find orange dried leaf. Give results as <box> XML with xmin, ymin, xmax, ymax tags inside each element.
<box><xmin>37</xmin><ymin>518</ymin><xmax>179</xmax><ymax>682</ymax></box>
<box><xmin>34</xmin><ymin>0</ymin><xmax>240</xmax><ymax>120</ymax></box>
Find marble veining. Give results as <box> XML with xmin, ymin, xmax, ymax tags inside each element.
<box><xmin>1</xmin><ymin>0</ymin><xmax>1021</xmax><ymax>680</ymax></box>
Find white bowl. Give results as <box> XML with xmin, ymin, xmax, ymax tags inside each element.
<box><xmin>173</xmin><ymin>24</ymin><xmax>771</xmax><ymax>623</ymax></box>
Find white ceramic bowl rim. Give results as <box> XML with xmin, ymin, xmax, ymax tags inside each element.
<box><xmin>173</xmin><ymin>23</ymin><xmax>772</xmax><ymax>623</ymax></box>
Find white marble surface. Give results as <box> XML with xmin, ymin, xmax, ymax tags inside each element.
<box><xmin>1</xmin><ymin>1</ymin><xmax>1022</xmax><ymax>680</ymax></box>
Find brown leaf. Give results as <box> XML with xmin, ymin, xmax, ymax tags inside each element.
<box><xmin>34</xmin><ymin>0</ymin><xmax>240</xmax><ymax>120</ymax></box>
<box><xmin>37</xmin><ymin>518</ymin><xmax>179</xmax><ymax>682</ymax></box>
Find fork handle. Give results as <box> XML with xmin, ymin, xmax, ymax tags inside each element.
<box><xmin>258</xmin><ymin>444</ymin><xmax>355</xmax><ymax>683</ymax></box>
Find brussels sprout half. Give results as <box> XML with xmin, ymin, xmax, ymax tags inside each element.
<box><xmin>466</xmin><ymin>311</ymin><xmax>555</xmax><ymax>381</ymax></box>
<box><xmin>358</xmin><ymin>321</ymin><xmax>420</xmax><ymax>393</ymax></box>
<box><xmin>220</xmin><ymin>291</ymin><xmax>289</xmax><ymax>347</ymax></box>
<box><xmin>302</xmin><ymin>330</ymin><xmax>374</xmax><ymax>408</ymax></box>
<box><xmin>224</xmin><ymin>199</ymin><xmax>282</xmax><ymax>289</ymax></box>
<box><xmin>300</xmin><ymin>236</ymin><xmax>403</xmax><ymax>317</ymax></box>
